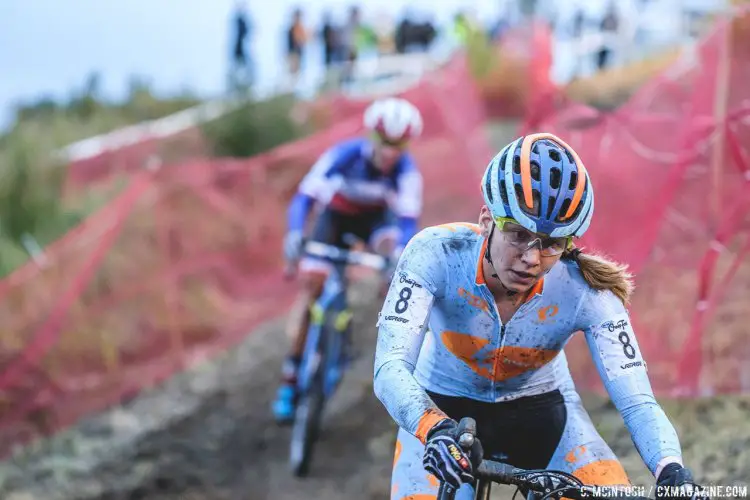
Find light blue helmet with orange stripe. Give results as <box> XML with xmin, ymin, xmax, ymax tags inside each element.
<box><xmin>480</xmin><ymin>133</ymin><xmax>594</xmax><ymax>238</ymax></box>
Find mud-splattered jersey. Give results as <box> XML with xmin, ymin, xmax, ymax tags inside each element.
<box><xmin>373</xmin><ymin>222</ymin><xmax>682</xmax><ymax>475</ymax></box>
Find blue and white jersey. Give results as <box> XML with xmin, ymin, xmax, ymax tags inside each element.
<box><xmin>297</xmin><ymin>137</ymin><xmax>422</xmax><ymax>217</ymax></box>
<box><xmin>373</xmin><ymin>223</ymin><xmax>683</xmax><ymax>475</ymax></box>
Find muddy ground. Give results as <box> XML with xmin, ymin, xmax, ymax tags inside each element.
<box><xmin>1</xmin><ymin>122</ymin><xmax>748</xmax><ymax>500</ymax></box>
<box><xmin>2</xmin><ymin>275</ymin><xmax>748</xmax><ymax>500</ymax></box>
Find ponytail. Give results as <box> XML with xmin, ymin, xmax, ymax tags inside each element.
<box><xmin>562</xmin><ymin>247</ymin><xmax>634</xmax><ymax>306</ymax></box>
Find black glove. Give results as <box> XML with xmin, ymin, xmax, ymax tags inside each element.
<box><xmin>656</xmin><ymin>463</ymin><xmax>709</xmax><ymax>499</ymax></box>
<box><xmin>422</xmin><ymin>419</ymin><xmax>484</xmax><ymax>490</ymax></box>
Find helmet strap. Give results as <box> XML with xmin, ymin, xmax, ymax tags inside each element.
<box><xmin>483</xmin><ymin>224</ymin><xmax>518</xmax><ymax>297</ymax></box>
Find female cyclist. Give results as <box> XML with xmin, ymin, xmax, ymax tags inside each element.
<box><xmin>373</xmin><ymin>133</ymin><xmax>709</xmax><ymax>499</ymax></box>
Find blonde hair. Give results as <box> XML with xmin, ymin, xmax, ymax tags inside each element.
<box><xmin>563</xmin><ymin>247</ymin><xmax>635</xmax><ymax>305</ymax></box>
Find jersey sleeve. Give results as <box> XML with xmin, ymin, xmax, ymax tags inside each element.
<box><xmin>576</xmin><ymin>288</ymin><xmax>683</xmax><ymax>475</ymax></box>
<box><xmin>373</xmin><ymin>231</ymin><xmax>449</xmax><ymax>443</ymax></box>
<box><xmin>297</xmin><ymin>141</ymin><xmax>356</xmax><ymax>202</ymax></box>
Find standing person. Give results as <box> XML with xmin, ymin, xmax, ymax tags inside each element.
<box><xmin>228</xmin><ymin>1</ymin><xmax>253</xmax><ymax>91</ymax></box>
<box><xmin>286</xmin><ymin>7</ymin><xmax>308</xmax><ymax>87</ymax></box>
<box><xmin>320</xmin><ymin>11</ymin><xmax>339</xmax><ymax>68</ymax></box>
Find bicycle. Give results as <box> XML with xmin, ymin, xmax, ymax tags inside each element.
<box><xmin>288</xmin><ymin>239</ymin><xmax>389</xmax><ymax>477</ymax></box>
<box><xmin>437</xmin><ymin>417</ymin><xmax>654</xmax><ymax>500</ymax></box>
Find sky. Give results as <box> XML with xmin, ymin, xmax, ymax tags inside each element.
<box><xmin>0</xmin><ymin>0</ymin><xmax>504</xmax><ymax>127</ymax></box>
<box><xmin>0</xmin><ymin>0</ymin><xmax>726</xmax><ymax>130</ymax></box>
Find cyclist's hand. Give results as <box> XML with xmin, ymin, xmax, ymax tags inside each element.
<box><xmin>422</xmin><ymin>419</ymin><xmax>483</xmax><ymax>490</ymax></box>
<box><xmin>283</xmin><ymin>231</ymin><xmax>304</xmax><ymax>264</ymax></box>
<box><xmin>656</xmin><ymin>463</ymin><xmax>709</xmax><ymax>499</ymax></box>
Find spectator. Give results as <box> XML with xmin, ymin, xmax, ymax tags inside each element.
<box><xmin>394</xmin><ymin>13</ymin><xmax>413</xmax><ymax>54</ymax></box>
<box><xmin>286</xmin><ymin>8</ymin><xmax>308</xmax><ymax>84</ymax></box>
<box><xmin>320</xmin><ymin>11</ymin><xmax>339</xmax><ymax>68</ymax></box>
<box><xmin>228</xmin><ymin>1</ymin><xmax>253</xmax><ymax>91</ymax></box>
<box><xmin>597</xmin><ymin>2</ymin><xmax>619</xmax><ymax>70</ymax></box>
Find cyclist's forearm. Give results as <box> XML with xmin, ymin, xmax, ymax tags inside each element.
<box><xmin>607</xmin><ymin>379</ymin><xmax>682</xmax><ymax>476</ymax></box>
<box><xmin>287</xmin><ymin>192</ymin><xmax>315</xmax><ymax>232</ymax></box>
<box><xmin>373</xmin><ymin>358</ymin><xmax>448</xmax><ymax>443</ymax></box>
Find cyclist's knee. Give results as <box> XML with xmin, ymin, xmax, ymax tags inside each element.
<box><xmin>301</xmin><ymin>270</ymin><xmax>328</xmax><ymax>298</ymax></box>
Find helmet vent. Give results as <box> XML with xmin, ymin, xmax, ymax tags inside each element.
<box><xmin>531</xmin><ymin>189</ymin><xmax>541</xmax><ymax>216</ymax></box>
<box><xmin>498</xmin><ymin>151</ymin><xmax>508</xmax><ymax>171</ymax></box>
<box><xmin>499</xmin><ymin>180</ymin><xmax>509</xmax><ymax>205</ymax></box>
<box><xmin>548</xmin><ymin>149</ymin><xmax>561</xmax><ymax>162</ymax></box>
<box><xmin>550</xmin><ymin>168</ymin><xmax>561</xmax><ymax>189</ymax></box>
<box><xmin>568</xmin><ymin>171</ymin><xmax>578</xmax><ymax>190</ymax></box>
<box><xmin>530</xmin><ymin>161</ymin><xmax>541</xmax><ymax>181</ymax></box>
<box><xmin>557</xmin><ymin>199</ymin><xmax>571</xmax><ymax>221</ymax></box>
<box><xmin>513</xmin><ymin>156</ymin><xmax>521</xmax><ymax>175</ymax></box>
<box><xmin>485</xmin><ymin>174</ymin><xmax>494</xmax><ymax>203</ymax></box>
<box><xmin>547</xmin><ymin>197</ymin><xmax>556</xmax><ymax>219</ymax></box>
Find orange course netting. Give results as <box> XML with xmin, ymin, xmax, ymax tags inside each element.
<box><xmin>521</xmin><ymin>11</ymin><xmax>750</xmax><ymax>397</ymax></box>
<box><xmin>0</xmin><ymin>56</ymin><xmax>492</xmax><ymax>456</ymax></box>
<box><xmin>2</xmin><ymin>9</ymin><xmax>750</xmax><ymax>457</ymax></box>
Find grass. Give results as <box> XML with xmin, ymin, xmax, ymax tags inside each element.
<box><xmin>0</xmin><ymin>72</ymin><xmax>312</xmax><ymax>279</ymax></box>
<box><xmin>0</xmin><ymin>74</ymin><xmax>204</xmax><ymax>278</ymax></box>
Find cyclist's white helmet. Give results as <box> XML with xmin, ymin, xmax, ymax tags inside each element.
<box><xmin>363</xmin><ymin>97</ymin><xmax>423</xmax><ymax>144</ymax></box>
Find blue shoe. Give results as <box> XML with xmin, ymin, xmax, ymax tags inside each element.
<box><xmin>272</xmin><ymin>384</ymin><xmax>297</xmax><ymax>424</ymax></box>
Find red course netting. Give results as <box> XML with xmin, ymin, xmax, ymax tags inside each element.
<box><xmin>0</xmin><ymin>55</ymin><xmax>492</xmax><ymax>456</ymax></box>
<box><xmin>522</xmin><ymin>10</ymin><xmax>750</xmax><ymax>397</ymax></box>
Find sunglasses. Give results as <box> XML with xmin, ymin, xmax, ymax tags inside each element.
<box><xmin>372</xmin><ymin>133</ymin><xmax>410</xmax><ymax>150</ymax></box>
<box><xmin>494</xmin><ymin>216</ymin><xmax>571</xmax><ymax>257</ymax></box>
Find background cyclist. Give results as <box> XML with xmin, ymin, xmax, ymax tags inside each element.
<box><xmin>373</xmin><ymin>133</ymin><xmax>709</xmax><ymax>499</ymax></box>
<box><xmin>273</xmin><ymin>96</ymin><xmax>425</xmax><ymax>423</ymax></box>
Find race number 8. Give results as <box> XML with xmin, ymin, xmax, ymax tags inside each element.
<box><xmin>618</xmin><ymin>332</ymin><xmax>636</xmax><ymax>359</ymax></box>
<box><xmin>395</xmin><ymin>287</ymin><xmax>412</xmax><ymax>314</ymax></box>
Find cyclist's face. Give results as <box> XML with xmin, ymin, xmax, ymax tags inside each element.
<box><xmin>373</xmin><ymin>140</ymin><xmax>405</xmax><ymax>173</ymax></box>
<box><xmin>479</xmin><ymin>206</ymin><xmax>563</xmax><ymax>293</ymax></box>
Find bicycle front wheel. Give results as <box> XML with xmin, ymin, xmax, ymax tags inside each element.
<box><xmin>289</xmin><ymin>325</ymin><xmax>329</xmax><ymax>477</ymax></box>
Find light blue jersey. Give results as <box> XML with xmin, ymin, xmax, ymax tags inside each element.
<box><xmin>374</xmin><ymin>222</ymin><xmax>683</xmax><ymax>497</ymax></box>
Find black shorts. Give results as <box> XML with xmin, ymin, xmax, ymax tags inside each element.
<box><xmin>426</xmin><ymin>389</ymin><xmax>567</xmax><ymax>470</ymax></box>
<box><xmin>300</xmin><ymin>207</ymin><xmax>396</xmax><ymax>271</ymax></box>
<box><xmin>308</xmin><ymin>207</ymin><xmax>395</xmax><ymax>250</ymax></box>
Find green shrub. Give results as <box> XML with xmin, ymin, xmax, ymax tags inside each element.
<box><xmin>200</xmin><ymin>94</ymin><xmax>311</xmax><ymax>158</ymax></box>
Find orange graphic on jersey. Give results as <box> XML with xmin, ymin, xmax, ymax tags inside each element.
<box><xmin>565</xmin><ymin>445</ymin><xmax>587</xmax><ymax>463</ymax></box>
<box><xmin>458</xmin><ymin>287</ymin><xmax>490</xmax><ymax>313</ymax></box>
<box><xmin>434</xmin><ymin>222</ymin><xmax>482</xmax><ymax>234</ymax></box>
<box><xmin>538</xmin><ymin>305</ymin><xmax>559</xmax><ymax>321</ymax></box>
<box><xmin>572</xmin><ymin>459</ymin><xmax>630</xmax><ymax>486</ymax></box>
<box><xmin>393</xmin><ymin>438</ymin><xmax>403</xmax><ymax>468</ymax></box>
<box><xmin>441</xmin><ymin>331</ymin><xmax>559</xmax><ymax>382</ymax></box>
<box><xmin>427</xmin><ymin>474</ymin><xmax>440</xmax><ymax>488</ymax></box>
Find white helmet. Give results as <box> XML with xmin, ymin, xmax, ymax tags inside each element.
<box><xmin>363</xmin><ymin>97</ymin><xmax>423</xmax><ymax>144</ymax></box>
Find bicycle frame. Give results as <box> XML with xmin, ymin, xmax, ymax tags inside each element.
<box><xmin>296</xmin><ymin>257</ymin><xmax>351</xmax><ymax>399</ymax></box>
<box><xmin>289</xmin><ymin>240</ymin><xmax>388</xmax><ymax>476</ymax></box>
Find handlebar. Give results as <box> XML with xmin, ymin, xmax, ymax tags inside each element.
<box><xmin>437</xmin><ymin>417</ymin><xmax>654</xmax><ymax>500</ymax></box>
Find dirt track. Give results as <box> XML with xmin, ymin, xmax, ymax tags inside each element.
<box><xmin>70</xmin><ymin>277</ymin><xmax>750</xmax><ymax>500</ymax></box>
